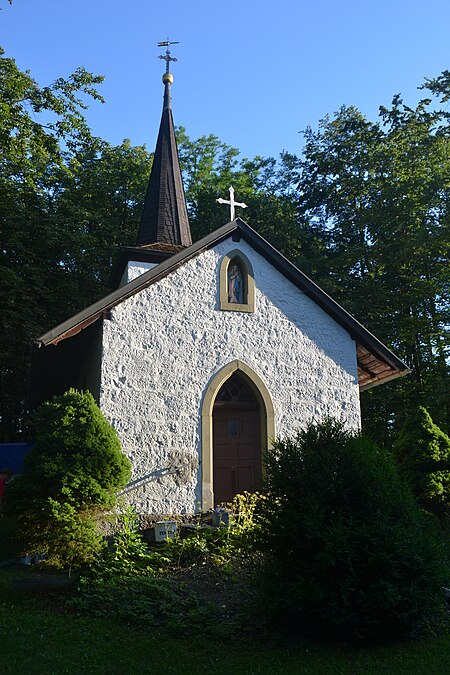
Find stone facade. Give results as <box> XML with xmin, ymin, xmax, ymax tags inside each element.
<box><xmin>99</xmin><ymin>236</ymin><xmax>360</xmax><ymax>515</ymax></box>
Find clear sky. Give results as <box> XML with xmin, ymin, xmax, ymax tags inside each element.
<box><xmin>2</xmin><ymin>0</ymin><xmax>450</xmax><ymax>160</ymax></box>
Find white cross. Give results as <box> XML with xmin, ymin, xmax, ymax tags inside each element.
<box><xmin>216</xmin><ymin>186</ymin><xmax>248</xmax><ymax>221</ymax></box>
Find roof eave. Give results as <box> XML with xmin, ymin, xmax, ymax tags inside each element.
<box><xmin>36</xmin><ymin>227</ymin><xmax>228</xmax><ymax>347</ymax></box>
<box><xmin>359</xmin><ymin>367</ymin><xmax>412</xmax><ymax>392</ymax></box>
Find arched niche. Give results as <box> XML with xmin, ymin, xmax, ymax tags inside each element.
<box><xmin>219</xmin><ymin>250</ymin><xmax>255</xmax><ymax>312</ymax></box>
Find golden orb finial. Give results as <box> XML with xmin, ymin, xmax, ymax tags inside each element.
<box><xmin>162</xmin><ymin>72</ymin><xmax>174</xmax><ymax>85</ymax></box>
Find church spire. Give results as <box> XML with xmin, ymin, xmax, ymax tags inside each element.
<box><xmin>136</xmin><ymin>42</ymin><xmax>192</xmax><ymax>247</ymax></box>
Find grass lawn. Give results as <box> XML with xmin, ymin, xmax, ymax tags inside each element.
<box><xmin>1</xmin><ymin>566</ymin><xmax>449</xmax><ymax>675</ymax></box>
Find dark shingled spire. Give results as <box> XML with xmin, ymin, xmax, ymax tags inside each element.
<box><xmin>136</xmin><ymin>64</ymin><xmax>192</xmax><ymax>247</ymax></box>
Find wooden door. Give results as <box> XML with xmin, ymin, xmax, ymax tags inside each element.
<box><xmin>213</xmin><ymin>407</ymin><xmax>261</xmax><ymax>505</ymax></box>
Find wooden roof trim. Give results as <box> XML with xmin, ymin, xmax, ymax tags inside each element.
<box><xmin>359</xmin><ymin>368</ymin><xmax>410</xmax><ymax>391</ymax></box>
<box><xmin>356</xmin><ymin>339</ymin><xmax>410</xmax><ymax>388</ymax></box>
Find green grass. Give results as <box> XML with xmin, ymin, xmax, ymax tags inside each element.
<box><xmin>1</xmin><ymin>567</ymin><xmax>450</xmax><ymax>674</ymax></box>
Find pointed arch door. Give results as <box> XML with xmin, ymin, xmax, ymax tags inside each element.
<box><xmin>212</xmin><ymin>372</ymin><xmax>262</xmax><ymax>504</ymax></box>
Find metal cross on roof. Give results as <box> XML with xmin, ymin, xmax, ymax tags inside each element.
<box><xmin>216</xmin><ymin>186</ymin><xmax>248</xmax><ymax>221</ymax></box>
<box><xmin>158</xmin><ymin>39</ymin><xmax>179</xmax><ymax>73</ymax></box>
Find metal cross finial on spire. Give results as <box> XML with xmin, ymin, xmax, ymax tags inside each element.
<box><xmin>217</xmin><ymin>186</ymin><xmax>248</xmax><ymax>221</ymax></box>
<box><xmin>158</xmin><ymin>39</ymin><xmax>179</xmax><ymax>73</ymax></box>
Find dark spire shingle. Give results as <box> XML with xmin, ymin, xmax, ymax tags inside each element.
<box><xmin>136</xmin><ymin>73</ymin><xmax>192</xmax><ymax>247</ymax></box>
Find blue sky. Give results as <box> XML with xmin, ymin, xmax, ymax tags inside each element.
<box><xmin>2</xmin><ymin>0</ymin><xmax>450</xmax><ymax>160</ymax></box>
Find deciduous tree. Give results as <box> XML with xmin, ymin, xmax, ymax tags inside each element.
<box><xmin>0</xmin><ymin>47</ymin><xmax>104</xmax><ymax>439</ymax></box>
<box><xmin>297</xmin><ymin>92</ymin><xmax>450</xmax><ymax>441</ymax></box>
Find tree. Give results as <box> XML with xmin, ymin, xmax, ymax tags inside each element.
<box><xmin>257</xmin><ymin>419</ymin><xmax>448</xmax><ymax>643</ymax></box>
<box><xmin>297</xmin><ymin>91</ymin><xmax>450</xmax><ymax>442</ymax></box>
<box><xmin>177</xmin><ymin>126</ymin><xmax>300</xmax><ymax>254</ymax></box>
<box><xmin>393</xmin><ymin>407</ymin><xmax>450</xmax><ymax>514</ymax></box>
<box><xmin>5</xmin><ymin>389</ymin><xmax>131</xmax><ymax>567</ymax></box>
<box><xmin>0</xmin><ymin>47</ymin><xmax>104</xmax><ymax>440</ymax></box>
<box><xmin>52</xmin><ymin>138</ymin><xmax>152</xmax><ymax>308</ymax></box>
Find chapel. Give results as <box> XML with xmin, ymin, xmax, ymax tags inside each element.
<box><xmin>30</xmin><ymin>48</ymin><xmax>409</xmax><ymax>515</ymax></box>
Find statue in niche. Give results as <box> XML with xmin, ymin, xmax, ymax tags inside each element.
<box><xmin>228</xmin><ymin>262</ymin><xmax>244</xmax><ymax>304</ymax></box>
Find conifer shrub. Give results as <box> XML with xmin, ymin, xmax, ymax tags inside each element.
<box><xmin>256</xmin><ymin>419</ymin><xmax>448</xmax><ymax>643</ymax></box>
<box><xmin>393</xmin><ymin>407</ymin><xmax>450</xmax><ymax>515</ymax></box>
<box><xmin>5</xmin><ymin>389</ymin><xmax>131</xmax><ymax>568</ymax></box>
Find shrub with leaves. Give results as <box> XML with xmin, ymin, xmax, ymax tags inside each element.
<box><xmin>91</xmin><ymin>507</ymin><xmax>172</xmax><ymax>577</ymax></box>
<box><xmin>256</xmin><ymin>418</ymin><xmax>448</xmax><ymax>643</ymax></box>
<box><xmin>103</xmin><ymin>507</ymin><xmax>151</xmax><ymax>574</ymax></box>
<box><xmin>393</xmin><ymin>407</ymin><xmax>450</xmax><ymax>514</ymax></box>
<box><xmin>6</xmin><ymin>389</ymin><xmax>131</xmax><ymax>567</ymax></box>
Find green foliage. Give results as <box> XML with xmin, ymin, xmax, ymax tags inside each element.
<box><xmin>92</xmin><ymin>507</ymin><xmax>170</xmax><ymax>577</ymax></box>
<box><xmin>155</xmin><ymin>492</ymin><xmax>264</xmax><ymax>570</ymax></box>
<box><xmin>70</xmin><ymin>498</ymin><xmax>263</xmax><ymax>635</ymax></box>
<box><xmin>0</xmin><ymin>517</ymin><xmax>24</xmax><ymax>560</ymax></box>
<box><xmin>161</xmin><ymin>526</ymin><xmax>229</xmax><ymax>568</ymax></box>
<box><xmin>68</xmin><ymin>573</ymin><xmax>212</xmax><ymax>633</ymax></box>
<box><xmin>393</xmin><ymin>407</ymin><xmax>450</xmax><ymax>513</ymax></box>
<box><xmin>5</xmin><ymin>389</ymin><xmax>131</xmax><ymax>566</ymax></box>
<box><xmin>88</xmin><ymin>492</ymin><xmax>263</xmax><ymax>583</ymax></box>
<box><xmin>107</xmin><ymin>507</ymin><xmax>149</xmax><ymax>568</ymax></box>
<box><xmin>0</xmin><ymin>46</ymin><xmax>105</xmax><ymax>440</ymax></box>
<box><xmin>257</xmin><ymin>419</ymin><xmax>448</xmax><ymax>643</ymax></box>
<box><xmin>9</xmin><ymin>389</ymin><xmax>131</xmax><ymax>510</ymax></box>
<box><xmin>177</xmin><ymin>126</ymin><xmax>300</xmax><ymax>251</ymax></box>
<box><xmin>53</xmin><ymin>139</ymin><xmax>151</xmax><ymax>307</ymax></box>
<box><xmin>298</xmin><ymin>93</ymin><xmax>450</xmax><ymax>441</ymax></box>
<box><xmin>3</xmin><ymin>562</ymin><xmax>450</xmax><ymax>675</ymax></box>
<box><xmin>224</xmin><ymin>491</ymin><xmax>267</xmax><ymax>555</ymax></box>
<box><xmin>26</xmin><ymin>500</ymin><xmax>105</xmax><ymax>569</ymax></box>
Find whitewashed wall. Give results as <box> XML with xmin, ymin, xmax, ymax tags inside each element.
<box><xmin>119</xmin><ymin>261</ymin><xmax>157</xmax><ymax>287</ymax></box>
<box><xmin>100</xmin><ymin>238</ymin><xmax>361</xmax><ymax>515</ymax></box>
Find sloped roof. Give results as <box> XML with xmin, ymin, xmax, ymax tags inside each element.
<box><xmin>136</xmin><ymin>78</ymin><xmax>191</xmax><ymax>247</ymax></box>
<box><xmin>37</xmin><ymin>218</ymin><xmax>410</xmax><ymax>390</ymax></box>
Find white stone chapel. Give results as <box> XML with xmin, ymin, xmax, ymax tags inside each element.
<box><xmin>30</xmin><ymin>50</ymin><xmax>409</xmax><ymax>515</ymax></box>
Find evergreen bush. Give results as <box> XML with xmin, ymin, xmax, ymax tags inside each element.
<box><xmin>393</xmin><ymin>407</ymin><xmax>450</xmax><ymax>514</ymax></box>
<box><xmin>257</xmin><ymin>419</ymin><xmax>448</xmax><ymax>643</ymax></box>
<box><xmin>6</xmin><ymin>389</ymin><xmax>131</xmax><ymax>567</ymax></box>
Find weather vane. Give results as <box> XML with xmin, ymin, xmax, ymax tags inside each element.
<box><xmin>217</xmin><ymin>186</ymin><xmax>248</xmax><ymax>221</ymax></box>
<box><xmin>158</xmin><ymin>39</ymin><xmax>179</xmax><ymax>73</ymax></box>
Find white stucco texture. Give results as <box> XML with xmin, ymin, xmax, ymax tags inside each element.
<box><xmin>100</xmin><ymin>237</ymin><xmax>361</xmax><ymax>515</ymax></box>
<box><xmin>119</xmin><ymin>261</ymin><xmax>158</xmax><ymax>287</ymax></box>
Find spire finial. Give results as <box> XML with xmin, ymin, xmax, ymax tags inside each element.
<box><xmin>217</xmin><ymin>186</ymin><xmax>248</xmax><ymax>221</ymax></box>
<box><xmin>157</xmin><ymin>39</ymin><xmax>179</xmax><ymax>109</ymax></box>
<box><xmin>158</xmin><ymin>39</ymin><xmax>179</xmax><ymax>81</ymax></box>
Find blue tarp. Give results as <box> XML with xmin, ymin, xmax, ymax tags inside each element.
<box><xmin>0</xmin><ymin>443</ymin><xmax>32</xmax><ymax>474</ymax></box>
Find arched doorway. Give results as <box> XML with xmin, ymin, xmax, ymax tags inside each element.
<box><xmin>213</xmin><ymin>372</ymin><xmax>261</xmax><ymax>504</ymax></box>
<box><xmin>201</xmin><ymin>360</ymin><xmax>275</xmax><ymax>510</ymax></box>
